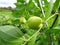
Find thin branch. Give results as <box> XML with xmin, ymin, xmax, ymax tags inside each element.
<box><xmin>22</xmin><ymin>24</ymin><xmax>43</xmax><ymax>45</ymax></box>
<box><xmin>49</xmin><ymin>13</ymin><xmax>59</xmax><ymax>45</ymax></box>
<box><xmin>45</xmin><ymin>13</ymin><xmax>58</xmax><ymax>23</ymax></box>
<box><xmin>38</xmin><ymin>0</ymin><xmax>45</xmax><ymax>17</ymax></box>
<box><xmin>38</xmin><ymin>0</ymin><xmax>49</xmax><ymax>27</ymax></box>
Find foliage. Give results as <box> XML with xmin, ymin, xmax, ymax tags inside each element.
<box><xmin>0</xmin><ymin>0</ymin><xmax>60</xmax><ymax>45</ymax></box>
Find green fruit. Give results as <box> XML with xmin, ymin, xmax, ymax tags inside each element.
<box><xmin>20</xmin><ymin>17</ymin><xmax>26</xmax><ymax>23</ymax></box>
<box><xmin>27</xmin><ymin>16</ymin><xmax>43</xmax><ymax>29</ymax></box>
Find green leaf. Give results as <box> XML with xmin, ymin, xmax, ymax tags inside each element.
<box><xmin>53</xmin><ymin>0</ymin><xmax>60</xmax><ymax>12</ymax></box>
<box><xmin>43</xmin><ymin>0</ymin><xmax>55</xmax><ymax>28</ymax></box>
<box><xmin>52</xmin><ymin>15</ymin><xmax>60</xmax><ymax>28</ymax></box>
<box><xmin>12</xmin><ymin>19</ymin><xmax>20</xmax><ymax>26</ymax></box>
<box><xmin>46</xmin><ymin>25</ymin><xmax>60</xmax><ymax>34</ymax></box>
<box><xmin>45</xmin><ymin>0</ymin><xmax>54</xmax><ymax>19</ymax></box>
<box><xmin>27</xmin><ymin>32</ymin><xmax>39</xmax><ymax>45</ymax></box>
<box><xmin>57</xmin><ymin>15</ymin><xmax>60</xmax><ymax>25</ymax></box>
<box><xmin>17</xmin><ymin>0</ymin><xmax>25</xmax><ymax>3</ymax></box>
<box><xmin>0</xmin><ymin>25</ymin><xmax>23</xmax><ymax>45</ymax></box>
<box><xmin>53</xmin><ymin>25</ymin><xmax>60</xmax><ymax>30</ymax></box>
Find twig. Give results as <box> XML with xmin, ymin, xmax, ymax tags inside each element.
<box><xmin>38</xmin><ymin>0</ymin><xmax>49</xmax><ymax>27</ymax></box>
<box><xmin>49</xmin><ymin>13</ymin><xmax>59</xmax><ymax>45</ymax></box>
<box><xmin>22</xmin><ymin>24</ymin><xmax>43</xmax><ymax>45</ymax></box>
<box><xmin>38</xmin><ymin>0</ymin><xmax>45</xmax><ymax>17</ymax></box>
<box><xmin>45</xmin><ymin>13</ymin><xmax>58</xmax><ymax>22</ymax></box>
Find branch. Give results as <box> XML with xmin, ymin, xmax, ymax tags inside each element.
<box><xmin>22</xmin><ymin>24</ymin><xmax>43</xmax><ymax>45</ymax></box>
<box><xmin>38</xmin><ymin>0</ymin><xmax>45</xmax><ymax>17</ymax></box>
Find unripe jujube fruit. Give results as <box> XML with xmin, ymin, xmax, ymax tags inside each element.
<box><xmin>20</xmin><ymin>17</ymin><xmax>26</xmax><ymax>24</ymax></box>
<box><xmin>27</xmin><ymin>16</ymin><xmax>43</xmax><ymax>29</ymax></box>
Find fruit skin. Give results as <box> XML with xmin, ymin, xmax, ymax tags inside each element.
<box><xmin>20</xmin><ymin>17</ymin><xmax>26</xmax><ymax>24</ymax></box>
<box><xmin>27</xmin><ymin>16</ymin><xmax>43</xmax><ymax>29</ymax></box>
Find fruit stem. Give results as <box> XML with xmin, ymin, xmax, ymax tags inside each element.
<box><xmin>45</xmin><ymin>13</ymin><xmax>58</xmax><ymax>23</ymax></box>
<box><xmin>23</xmin><ymin>24</ymin><xmax>43</xmax><ymax>45</ymax></box>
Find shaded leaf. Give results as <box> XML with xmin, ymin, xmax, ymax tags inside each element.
<box><xmin>0</xmin><ymin>25</ymin><xmax>23</xmax><ymax>45</ymax></box>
